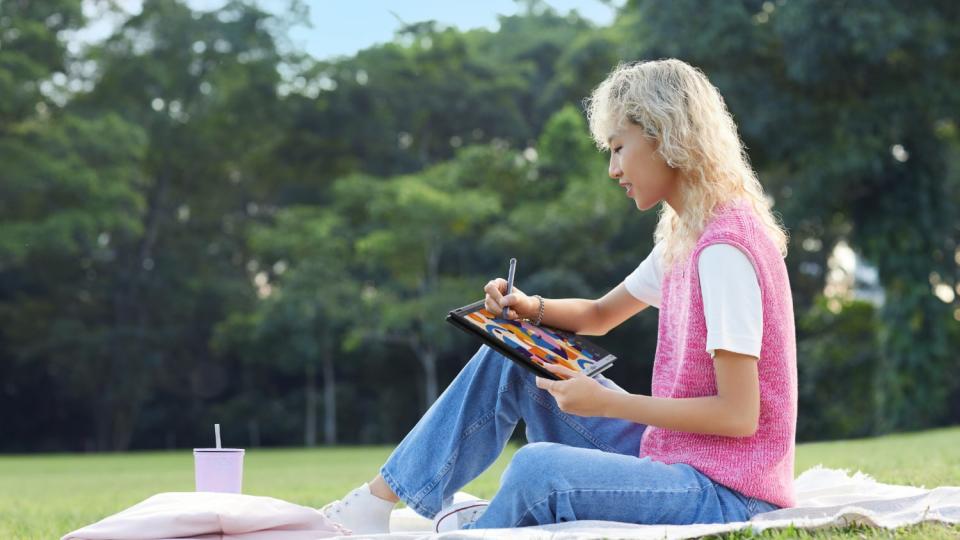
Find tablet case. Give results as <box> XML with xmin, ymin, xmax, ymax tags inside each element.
<box><xmin>446</xmin><ymin>300</ymin><xmax>616</xmax><ymax>380</ymax></box>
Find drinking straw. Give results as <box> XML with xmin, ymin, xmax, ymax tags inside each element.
<box><xmin>215</xmin><ymin>424</ymin><xmax>221</xmax><ymax>449</ymax></box>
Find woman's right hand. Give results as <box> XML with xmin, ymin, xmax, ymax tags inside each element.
<box><xmin>484</xmin><ymin>278</ymin><xmax>535</xmax><ymax>320</ymax></box>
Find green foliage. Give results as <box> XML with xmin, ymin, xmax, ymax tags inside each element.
<box><xmin>796</xmin><ymin>297</ymin><xmax>880</xmax><ymax>441</ymax></box>
<box><xmin>0</xmin><ymin>113</ymin><xmax>146</xmax><ymax>264</ymax></box>
<box><xmin>537</xmin><ymin>104</ymin><xmax>604</xmax><ymax>182</ymax></box>
<box><xmin>0</xmin><ymin>0</ymin><xmax>83</xmax><ymax>124</ymax></box>
<box><xmin>1</xmin><ymin>0</ymin><xmax>958</xmax><ymax>451</ymax></box>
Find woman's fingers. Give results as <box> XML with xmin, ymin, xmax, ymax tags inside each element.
<box><xmin>485</xmin><ymin>294</ymin><xmax>504</xmax><ymax>315</ymax></box>
<box><xmin>484</xmin><ymin>279</ymin><xmax>509</xmax><ymax>315</ymax></box>
<box><xmin>502</xmin><ymin>294</ymin><xmax>522</xmax><ymax>319</ymax></box>
<box><xmin>484</xmin><ymin>279</ymin><xmax>503</xmax><ymax>300</ymax></box>
<box><xmin>484</xmin><ymin>294</ymin><xmax>505</xmax><ymax>316</ymax></box>
<box><xmin>541</xmin><ymin>362</ymin><xmax>582</xmax><ymax>379</ymax></box>
<box><xmin>484</xmin><ymin>278</ymin><xmax>528</xmax><ymax>318</ymax></box>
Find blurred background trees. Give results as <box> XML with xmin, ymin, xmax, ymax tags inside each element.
<box><xmin>1</xmin><ymin>0</ymin><xmax>957</xmax><ymax>451</ymax></box>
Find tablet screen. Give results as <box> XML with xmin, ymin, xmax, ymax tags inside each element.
<box><xmin>457</xmin><ymin>303</ymin><xmax>614</xmax><ymax>377</ymax></box>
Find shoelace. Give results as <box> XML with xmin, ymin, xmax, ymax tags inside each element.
<box><xmin>321</xmin><ymin>490</ymin><xmax>361</xmax><ymax>518</ymax></box>
<box><xmin>435</xmin><ymin>502</ymin><xmax>489</xmax><ymax>532</ymax></box>
<box><xmin>459</xmin><ymin>506</ymin><xmax>486</xmax><ymax>526</ymax></box>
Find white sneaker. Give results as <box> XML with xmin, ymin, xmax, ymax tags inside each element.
<box><xmin>432</xmin><ymin>499</ymin><xmax>490</xmax><ymax>532</ymax></box>
<box><xmin>320</xmin><ymin>482</ymin><xmax>396</xmax><ymax>535</ymax></box>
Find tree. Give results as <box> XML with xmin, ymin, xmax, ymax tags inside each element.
<box><xmin>353</xmin><ymin>158</ymin><xmax>502</xmax><ymax>410</ymax></box>
<box><xmin>0</xmin><ymin>0</ymin><xmax>150</xmax><ymax>451</ymax></box>
<box><xmin>2</xmin><ymin>0</ymin><xmax>289</xmax><ymax>449</ymax></box>
<box><xmin>242</xmin><ymin>207</ymin><xmax>358</xmax><ymax>446</ymax></box>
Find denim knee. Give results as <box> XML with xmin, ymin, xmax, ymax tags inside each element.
<box><xmin>472</xmin><ymin>345</ymin><xmax>534</xmax><ymax>390</ymax></box>
<box><xmin>500</xmin><ymin>442</ymin><xmax>567</xmax><ymax>493</ymax></box>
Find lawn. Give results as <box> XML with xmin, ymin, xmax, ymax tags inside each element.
<box><xmin>1</xmin><ymin>426</ymin><xmax>957</xmax><ymax>539</ymax></box>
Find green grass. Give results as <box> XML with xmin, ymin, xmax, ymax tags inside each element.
<box><xmin>1</xmin><ymin>427</ymin><xmax>958</xmax><ymax>539</ymax></box>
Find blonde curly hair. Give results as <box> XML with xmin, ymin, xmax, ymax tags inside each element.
<box><xmin>583</xmin><ymin>59</ymin><xmax>788</xmax><ymax>268</ymax></box>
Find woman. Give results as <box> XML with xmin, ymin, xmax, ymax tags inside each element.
<box><xmin>322</xmin><ymin>58</ymin><xmax>796</xmax><ymax>533</ymax></box>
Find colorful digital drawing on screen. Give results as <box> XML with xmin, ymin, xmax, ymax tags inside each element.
<box><xmin>464</xmin><ymin>308</ymin><xmax>600</xmax><ymax>374</ymax></box>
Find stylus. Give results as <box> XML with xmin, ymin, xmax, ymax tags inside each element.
<box><xmin>504</xmin><ymin>257</ymin><xmax>517</xmax><ymax>317</ymax></box>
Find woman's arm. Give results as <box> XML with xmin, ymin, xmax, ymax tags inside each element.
<box><xmin>588</xmin><ymin>283</ymin><xmax>652</xmax><ymax>335</ymax></box>
<box><xmin>538</xmin><ymin>284</ymin><xmax>650</xmax><ymax>335</ymax></box>
<box><xmin>601</xmin><ymin>349</ymin><xmax>761</xmax><ymax>437</ymax></box>
<box><xmin>486</xmin><ymin>280</ymin><xmax>650</xmax><ymax>335</ymax></box>
<box><xmin>554</xmin><ymin>283</ymin><xmax>651</xmax><ymax>335</ymax></box>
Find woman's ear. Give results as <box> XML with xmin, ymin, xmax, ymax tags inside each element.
<box><xmin>656</xmin><ymin>144</ymin><xmax>676</xmax><ymax>169</ymax></box>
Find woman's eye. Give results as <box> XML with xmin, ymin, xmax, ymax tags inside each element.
<box><xmin>614</xmin><ymin>146</ymin><xmax>623</xmax><ymax>154</ymax></box>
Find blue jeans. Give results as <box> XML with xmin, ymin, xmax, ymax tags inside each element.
<box><xmin>380</xmin><ymin>345</ymin><xmax>780</xmax><ymax>528</ymax></box>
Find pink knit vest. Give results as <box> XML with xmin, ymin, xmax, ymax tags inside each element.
<box><xmin>638</xmin><ymin>199</ymin><xmax>798</xmax><ymax>508</ymax></box>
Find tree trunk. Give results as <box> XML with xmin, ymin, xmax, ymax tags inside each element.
<box><xmin>100</xmin><ymin>169</ymin><xmax>168</xmax><ymax>451</ymax></box>
<box><xmin>420</xmin><ymin>347</ymin><xmax>439</xmax><ymax>411</ymax></box>
<box><xmin>322</xmin><ymin>350</ymin><xmax>337</xmax><ymax>445</ymax></box>
<box><xmin>111</xmin><ymin>403</ymin><xmax>140</xmax><ymax>451</ymax></box>
<box><xmin>247</xmin><ymin>418</ymin><xmax>261</xmax><ymax>448</ymax></box>
<box><xmin>94</xmin><ymin>401</ymin><xmax>111</xmax><ymax>451</ymax></box>
<box><xmin>305</xmin><ymin>360</ymin><xmax>317</xmax><ymax>447</ymax></box>
<box><xmin>419</xmin><ymin>242</ymin><xmax>442</xmax><ymax>410</ymax></box>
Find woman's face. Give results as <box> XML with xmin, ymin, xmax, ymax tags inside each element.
<box><xmin>607</xmin><ymin>122</ymin><xmax>681</xmax><ymax>213</ymax></box>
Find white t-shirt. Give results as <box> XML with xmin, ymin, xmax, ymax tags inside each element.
<box><xmin>623</xmin><ymin>242</ymin><xmax>763</xmax><ymax>359</ymax></box>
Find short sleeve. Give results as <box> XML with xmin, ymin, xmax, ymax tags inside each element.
<box><xmin>698</xmin><ymin>243</ymin><xmax>763</xmax><ymax>359</ymax></box>
<box><xmin>623</xmin><ymin>242</ymin><xmax>665</xmax><ymax>308</ymax></box>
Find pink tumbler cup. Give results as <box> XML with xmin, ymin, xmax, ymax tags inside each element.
<box><xmin>193</xmin><ymin>448</ymin><xmax>245</xmax><ymax>493</ymax></box>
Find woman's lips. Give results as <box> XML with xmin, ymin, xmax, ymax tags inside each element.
<box><xmin>619</xmin><ymin>183</ymin><xmax>633</xmax><ymax>197</ymax></box>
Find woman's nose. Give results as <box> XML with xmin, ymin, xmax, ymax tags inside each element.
<box><xmin>609</xmin><ymin>159</ymin><xmax>622</xmax><ymax>179</ymax></box>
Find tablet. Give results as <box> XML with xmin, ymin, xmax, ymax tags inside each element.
<box><xmin>446</xmin><ymin>300</ymin><xmax>616</xmax><ymax>380</ymax></box>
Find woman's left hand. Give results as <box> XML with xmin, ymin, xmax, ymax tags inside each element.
<box><xmin>535</xmin><ymin>363</ymin><xmax>613</xmax><ymax>417</ymax></box>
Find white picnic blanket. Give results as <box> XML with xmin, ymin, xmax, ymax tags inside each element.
<box><xmin>63</xmin><ymin>466</ymin><xmax>960</xmax><ymax>540</ymax></box>
<box><xmin>368</xmin><ymin>465</ymin><xmax>960</xmax><ymax>539</ymax></box>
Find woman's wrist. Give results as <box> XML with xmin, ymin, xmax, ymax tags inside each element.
<box><xmin>525</xmin><ymin>295</ymin><xmax>545</xmax><ymax>325</ymax></box>
<box><xmin>599</xmin><ymin>387</ymin><xmax>624</xmax><ymax>418</ymax></box>
<box><xmin>525</xmin><ymin>296</ymin><xmax>539</xmax><ymax>320</ymax></box>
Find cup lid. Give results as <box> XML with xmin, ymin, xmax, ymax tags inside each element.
<box><xmin>193</xmin><ymin>448</ymin><xmax>245</xmax><ymax>453</ymax></box>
